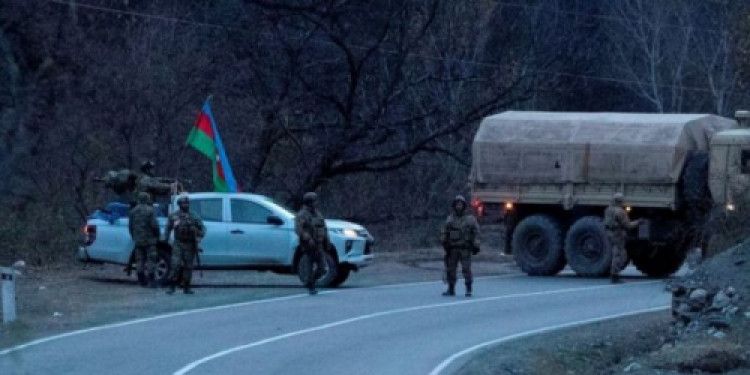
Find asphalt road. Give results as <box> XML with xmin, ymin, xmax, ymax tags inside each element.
<box><xmin>0</xmin><ymin>268</ymin><xmax>670</xmax><ymax>375</ymax></box>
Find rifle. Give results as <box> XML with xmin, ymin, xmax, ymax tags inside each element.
<box><xmin>471</xmin><ymin>242</ymin><xmax>481</xmax><ymax>255</ymax></box>
<box><xmin>156</xmin><ymin>178</ymin><xmax>189</xmax><ymax>194</ymax></box>
<box><xmin>196</xmin><ymin>247</ymin><xmax>204</xmax><ymax>278</ymax></box>
<box><xmin>442</xmin><ymin>244</ymin><xmax>449</xmax><ymax>284</ymax></box>
<box><xmin>124</xmin><ymin>245</ymin><xmax>137</xmax><ymax>276</ymax></box>
<box><xmin>94</xmin><ymin>169</ymin><xmax>138</xmax><ymax>195</ymax></box>
<box><xmin>157</xmin><ymin>177</ymin><xmax>192</xmax><ymax>185</ymax></box>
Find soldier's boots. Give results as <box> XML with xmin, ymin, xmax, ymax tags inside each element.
<box><xmin>465</xmin><ymin>283</ymin><xmax>473</xmax><ymax>297</ymax></box>
<box><xmin>166</xmin><ymin>282</ymin><xmax>176</xmax><ymax>295</ymax></box>
<box><xmin>183</xmin><ymin>287</ymin><xmax>194</xmax><ymax>295</ymax></box>
<box><xmin>610</xmin><ymin>273</ymin><xmax>622</xmax><ymax>284</ymax></box>
<box><xmin>137</xmin><ymin>272</ymin><xmax>148</xmax><ymax>287</ymax></box>
<box><xmin>147</xmin><ymin>274</ymin><xmax>158</xmax><ymax>288</ymax></box>
<box><xmin>308</xmin><ymin>284</ymin><xmax>318</xmax><ymax>295</ymax></box>
<box><xmin>442</xmin><ymin>284</ymin><xmax>456</xmax><ymax>297</ymax></box>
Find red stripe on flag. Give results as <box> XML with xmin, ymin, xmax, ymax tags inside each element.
<box><xmin>195</xmin><ymin>113</ymin><xmax>214</xmax><ymax>138</ymax></box>
<box><xmin>215</xmin><ymin>155</ymin><xmax>226</xmax><ymax>180</ymax></box>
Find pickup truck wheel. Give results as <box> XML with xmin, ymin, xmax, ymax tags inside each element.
<box><xmin>512</xmin><ymin>215</ymin><xmax>566</xmax><ymax>276</ymax></box>
<box><xmin>297</xmin><ymin>251</ymin><xmax>339</xmax><ymax>288</ymax></box>
<box><xmin>329</xmin><ymin>266</ymin><xmax>351</xmax><ymax>287</ymax></box>
<box><xmin>154</xmin><ymin>254</ymin><xmax>171</xmax><ymax>286</ymax></box>
<box><xmin>136</xmin><ymin>252</ymin><xmax>171</xmax><ymax>286</ymax></box>
<box><xmin>564</xmin><ymin>216</ymin><xmax>612</xmax><ymax>277</ymax></box>
<box><xmin>631</xmin><ymin>244</ymin><xmax>686</xmax><ymax>278</ymax></box>
<box><xmin>136</xmin><ymin>272</ymin><xmax>147</xmax><ymax>286</ymax></box>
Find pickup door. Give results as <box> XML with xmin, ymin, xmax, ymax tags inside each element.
<box><xmin>92</xmin><ymin>217</ymin><xmax>136</xmax><ymax>265</ymax></box>
<box><xmin>187</xmin><ymin>197</ymin><xmax>232</xmax><ymax>266</ymax></box>
<box><xmin>227</xmin><ymin>198</ymin><xmax>291</xmax><ymax>265</ymax></box>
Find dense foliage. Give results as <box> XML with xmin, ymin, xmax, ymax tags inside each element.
<box><xmin>2</xmin><ymin>0</ymin><xmax>749</xmax><ymax>265</ymax></box>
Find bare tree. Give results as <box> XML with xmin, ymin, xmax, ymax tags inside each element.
<box><xmin>604</xmin><ymin>0</ymin><xmax>696</xmax><ymax>113</ymax></box>
<box><xmin>234</xmin><ymin>0</ymin><xmax>552</xmax><ymax>205</ymax></box>
<box><xmin>5</xmin><ymin>0</ymin><xmax>750</xmax><ymax>263</ymax></box>
<box><xmin>691</xmin><ymin>1</ymin><xmax>741</xmax><ymax>116</ymax></box>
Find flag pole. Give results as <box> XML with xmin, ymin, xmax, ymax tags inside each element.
<box><xmin>201</xmin><ymin>95</ymin><xmax>213</xmax><ymax>192</ymax></box>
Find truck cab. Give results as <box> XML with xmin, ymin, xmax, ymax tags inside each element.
<box><xmin>710</xmin><ymin>127</ymin><xmax>750</xmax><ymax>210</ymax></box>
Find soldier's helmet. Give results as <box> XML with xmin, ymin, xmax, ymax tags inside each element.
<box><xmin>177</xmin><ymin>194</ymin><xmax>190</xmax><ymax>204</ymax></box>
<box><xmin>302</xmin><ymin>192</ymin><xmax>318</xmax><ymax>205</ymax></box>
<box><xmin>137</xmin><ymin>192</ymin><xmax>152</xmax><ymax>204</ymax></box>
<box><xmin>612</xmin><ymin>192</ymin><xmax>625</xmax><ymax>204</ymax></box>
<box><xmin>140</xmin><ymin>160</ymin><xmax>156</xmax><ymax>173</ymax></box>
<box><xmin>453</xmin><ymin>195</ymin><xmax>467</xmax><ymax>208</ymax></box>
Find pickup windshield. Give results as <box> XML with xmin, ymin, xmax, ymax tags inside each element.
<box><xmin>261</xmin><ymin>197</ymin><xmax>295</xmax><ymax>216</ymax></box>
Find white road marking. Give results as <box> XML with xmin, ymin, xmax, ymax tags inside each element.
<box><xmin>368</xmin><ymin>274</ymin><xmax>520</xmax><ymax>289</ymax></box>
<box><xmin>428</xmin><ymin>306</ymin><xmax>670</xmax><ymax>375</ymax></box>
<box><xmin>172</xmin><ymin>281</ymin><xmax>660</xmax><ymax>375</ymax></box>
<box><xmin>0</xmin><ymin>275</ymin><xmax>514</xmax><ymax>356</ymax></box>
<box><xmin>0</xmin><ymin>293</ymin><xmax>307</xmax><ymax>356</ymax></box>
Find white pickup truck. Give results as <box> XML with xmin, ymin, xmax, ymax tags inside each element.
<box><xmin>77</xmin><ymin>192</ymin><xmax>374</xmax><ymax>287</ymax></box>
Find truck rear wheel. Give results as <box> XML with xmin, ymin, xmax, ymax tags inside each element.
<box><xmin>564</xmin><ymin>216</ymin><xmax>612</xmax><ymax>277</ymax></box>
<box><xmin>631</xmin><ymin>244</ymin><xmax>686</xmax><ymax>278</ymax></box>
<box><xmin>512</xmin><ymin>215</ymin><xmax>566</xmax><ymax>276</ymax></box>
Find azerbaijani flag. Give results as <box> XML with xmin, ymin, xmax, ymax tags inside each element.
<box><xmin>186</xmin><ymin>98</ymin><xmax>239</xmax><ymax>192</ymax></box>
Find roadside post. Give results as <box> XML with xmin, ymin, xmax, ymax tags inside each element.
<box><xmin>1</xmin><ymin>262</ymin><xmax>23</xmax><ymax>323</ymax></box>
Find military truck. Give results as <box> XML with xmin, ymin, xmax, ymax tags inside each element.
<box><xmin>470</xmin><ymin>111</ymin><xmax>750</xmax><ymax>277</ymax></box>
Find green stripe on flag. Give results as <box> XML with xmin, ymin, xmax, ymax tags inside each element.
<box><xmin>186</xmin><ymin>127</ymin><xmax>215</xmax><ymax>159</ymax></box>
<box><xmin>213</xmin><ymin>169</ymin><xmax>229</xmax><ymax>192</ymax></box>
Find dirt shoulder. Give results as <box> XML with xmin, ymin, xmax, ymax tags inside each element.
<box><xmin>458</xmin><ymin>241</ymin><xmax>750</xmax><ymax>375</ymax></box>
<box><xmin>457</xmin><ymin>309</ymin><xmax>750</xmax><ymax>375</ymax></box>
<box><xmin>0</xmin><ymin>248</ymin><xmax>514</xmax><ymax>349</ymax></box>
<box><xmin>456</xmin><ymin>310</ymin><xmax>672</xmax><ymax>375</ymax></box>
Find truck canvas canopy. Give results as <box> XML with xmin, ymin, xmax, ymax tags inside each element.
<box><xmin>471</xmin><ymin>111</ymin><xmax>736</xmax><ymax>185</ymax></box>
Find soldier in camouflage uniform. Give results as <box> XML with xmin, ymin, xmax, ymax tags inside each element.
<box><xmin>604</xmin><ymin>193</ymin><xmax>641</xmax><ymax>284</ymax></box>
<box><xmin>128</xmin><ymin>192</ymin><xmax>160</xmax><ymax>288</ymax></box>
<box><xmin>294</xmin><ymin>192</ymin><xmax>328</xmax><ymax>296</ymax></box>
<box><xmin>137</xmin><ymin>160</ymin><xmax>176</xmax><ymax>199</ymax></box>
<box><xmin>165</xmin><ymin>194</ymin><xmax>205</xmax><ymax>295</ymax></box>
<box><xmin>440</xmin><ymin>195</ymin><xmax>481</xmax><ymax>297</ymax></box>
<box><xmin>99</xmin><ymin>169</ymin><xmax>139</xmax><ymax>207</ymax></box>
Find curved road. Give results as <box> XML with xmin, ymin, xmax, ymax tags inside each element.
<box><xmin>0</xmin><ymin>271</ymin><xmax>670</xmax><ymax>375</ymax></box>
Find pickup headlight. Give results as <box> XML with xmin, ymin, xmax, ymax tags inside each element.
<box><xmin>331</xmin><ymin>228</ymin><xmax>360</xmax><ymax>239</ymax></box>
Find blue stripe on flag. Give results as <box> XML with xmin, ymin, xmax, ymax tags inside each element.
<box><xmin>202</xmin><ymin>100</ymin><xmax>239</xmax><ymax>192</ymax></box>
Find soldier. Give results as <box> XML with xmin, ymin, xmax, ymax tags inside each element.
<box><xmin>137</xmin><ymin>160</ymin><xmax>177</xmax><ymax>199</ymax></box>
<box><xmin>164</xmin><ymin>194</ymin><xmax>205</xmax><ymax>295</ymax></box>
<box><xmin>294</xmin><ymin>192</ymin><xmax>328</xmax><ymax>296</ymax></box>
<box><xmin>440</xmin><ymin>195</ymin><xmax>481</xmax><ymax>297</ymax></box>
<box><xmin>604</xmin><ymin>192</ymin><xmax>641</xmax><ymax>284</ymax></box>
<box><xmin>128</xmin><ymin>192</ymin><xmax>160</xmax><ymax>288</ymax></box>
<box><xmin>98</xmin><ymin>169</ymin><xmax>139</xmax><ymax>207</ymax></box>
